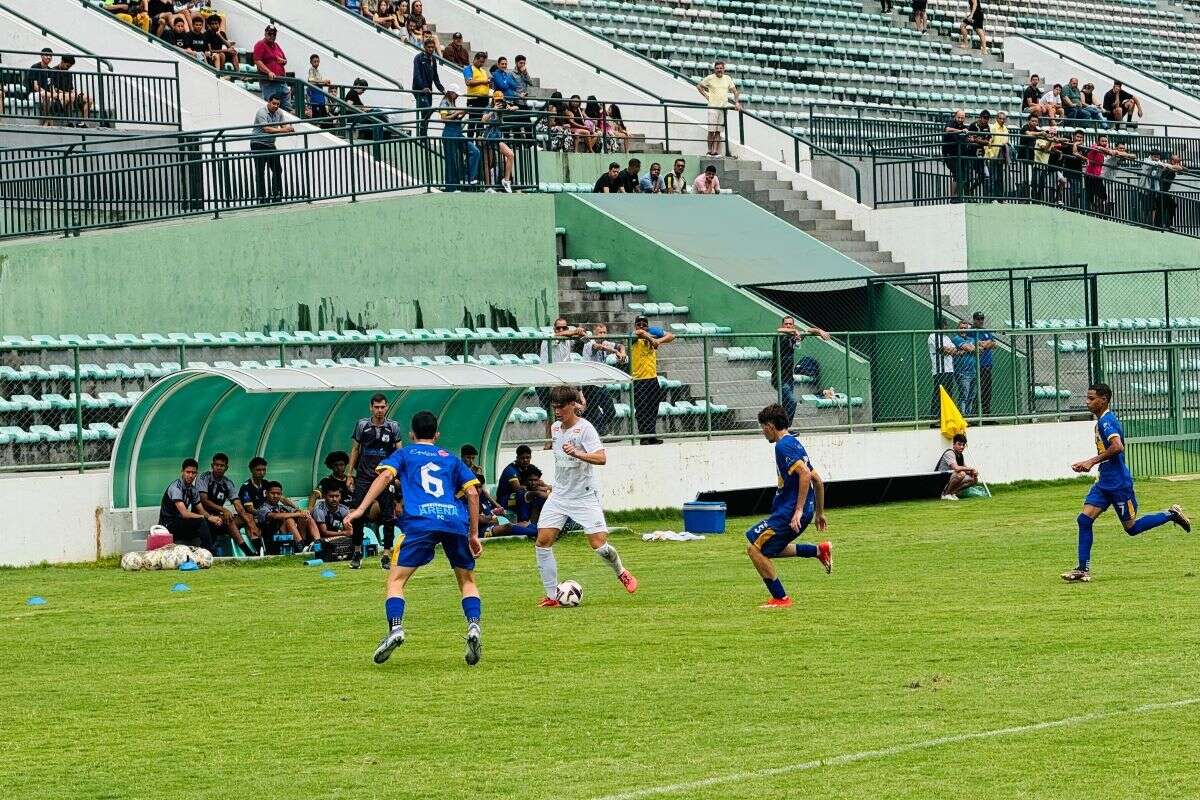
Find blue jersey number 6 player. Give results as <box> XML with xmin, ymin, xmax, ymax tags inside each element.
<box><xmin>745</xmin><ymin>404</ymin><xmax>833</xmax><ymax>608</ymax></box>
<box><xmin>1062</xmin><ymin>383</ymin><xmax>1190</xmax><ymax>582</ymax></box>
<box><xmin>346</xmin><ymin>410</ymin><xmax>485</xmax><ymax>665</ymax></box>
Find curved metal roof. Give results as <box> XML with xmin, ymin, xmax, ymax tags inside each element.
<box><xmin>110</xmin><ymin>363</ymin><xmax>629</xmax><ymax>510</ymax></box>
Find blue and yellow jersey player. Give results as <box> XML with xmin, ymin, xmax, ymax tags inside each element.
<box><xmin>346</xmin><ymin>410</ymin><xmax>485</xmax><ymax>666</ymax></box>
<box><xmin>745</xmin><ymin>404</ymin><xmax>833</xmax><ymax>608</ymax></box>
<box><xmin>1062</xmin><ymin>382</ymin><xmax>1190</xmax><ymax>582</ymax></box>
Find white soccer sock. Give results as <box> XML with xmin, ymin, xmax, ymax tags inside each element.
<box><xmin>535</xmin><ymin>546</ymin><xmax>558</xmax><ymax>596</ymax></box>
<box><xmin>594</xmin><ymin>542</ymin><xmax>625</xmax><ymax>576</ymax></box>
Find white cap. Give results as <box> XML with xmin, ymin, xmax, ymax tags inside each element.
<box><xmin>445</xmin><ymin>83</ymin><xmax>462</xmax><ymax>95</ymax></box>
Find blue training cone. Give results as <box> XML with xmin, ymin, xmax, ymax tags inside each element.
<box><xmin>320</xmin><ymin>569</ymin><xmax>336</xmax><ymax>579</ymax></box>
<box><xmin>179</xmin><ymin>561</ymin><xmax>200</xmax><ymax>572</ymax></box>
<box><xmin>305</xmin><ymin>558</ymin><xmax>324</xmax><ymax>567</ymax></box>
<box><xmin>26</xmin><ymin>596</ymin><xmax>47</xmax><ymax>606</ymax></box>
<box><xmin>170</xmin><ymin>583</ymin><xmax>190</xmax><ymax>592</ymax></box>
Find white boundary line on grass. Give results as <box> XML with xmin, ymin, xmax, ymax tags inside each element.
<box><xmin>591</xmin><ymin>697</ymin><xmax>1200</xmax><ymax>800</ymax></box>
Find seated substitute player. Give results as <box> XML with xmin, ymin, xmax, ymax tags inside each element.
<box><xmin>533</xmin><ymin>385</ymin><xmax>637</xmax><ymax>607</ymax></box>
<box><xmin>309</xmin><ymin>450</ymin><xmax>355</xmax><ymax>510</ymax></box>
<box><xmin>346</xmin><ymin>411</ymin><xmax>485</xmax><ymax>666</ymax></box>
<box><xmin>197</xmin><ymin>452</ymin><xmax>262</xmax><ymax>556</ymax></box>
<box><xmin>462</xmin><ymin>443</ymin><xmax>536</xmax><ymax>539</ymax></box>
<box><xmin>238</xmin><ymin>456</ymin><xmax>297</xmax><ymax>533</ymax></box>
<box><xmin>158</xmin><ymin>458</ymin><xmax>222</xmax><ymax>551</ymax></box>
<box><xmin>496</xmin><ymin>444</ymin><xmax>545</xmax><ymax>525</ymax></box>
<box><xmin>746</xmin><ymin>404</ymin><xmax>833</xmax><ymax>609</ymax></box>
<box><xmin>349</xmin><ymin>394</ymin><xmax>402</xmax><ymax>568</ymax></box>
<box><xmin>1062</xmin><ymin>383</ymin><xmax>1190</xmax><ymax>582</ymax></box>
<box><xmin>255</xmin><ymin>481</ymin><xmax>320</xmax><ymax>554</ymax></box>
<box><xmin>313</xmin><ymin>478</ymin><xmax>357</xmax><ymax>565</ymax></box>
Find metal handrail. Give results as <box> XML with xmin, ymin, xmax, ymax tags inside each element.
<box><xmin>0</xmin><ymin>2</ymin><xmax>115</xmax><ymax>71</ymax></box>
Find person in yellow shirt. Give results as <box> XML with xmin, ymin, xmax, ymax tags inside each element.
<box><xmin>630</xmin><ymin>315</ymin><xmax>676</xmax><ymax>445</ymax></box>
<box><xmin>984</xmin><ymin>110</ymin><xmax>1009</xmax><ymax>197</ymax></box>
<box><xmin>697</xmin><ymin>60</ymin><xmax>741</xmax><ymax>156</ymax></box>
<box><xmin>462</xmin><ymin>50</ymin><xmax>490</xmax><ymax>135</ymax></box>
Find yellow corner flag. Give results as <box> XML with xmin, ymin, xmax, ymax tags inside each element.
<box><xmin>939</xmin><ymin>385</ymin><xmax>968</xmax><ymax>439</ymax></box>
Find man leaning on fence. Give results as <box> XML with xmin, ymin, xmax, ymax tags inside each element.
<box><xmin>251</xmin><ymin>94</ymin><xmax>294</xmax><ymax>205</ymax></box>
<box><xmin>951</xmin><ymin>320</ymin><xmax>979</xmax><ymax>417</ymax></box>
<box><xmin>968</xmin><ymin>311</ymin><xmax>995</xmax><ymax>416</ymax></box>
<box><xmin>928</xmin><ymin>323</ymin><xmax>957</xmax><ymax>419</ymax></box>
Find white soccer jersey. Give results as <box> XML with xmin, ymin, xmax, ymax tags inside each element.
<box><xmin>550</xmin><ymin>417</ymin><xmax>604</xmax><ymax>501</ymax></box>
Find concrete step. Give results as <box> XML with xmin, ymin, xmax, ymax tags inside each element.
<box><xmin>826</xmin><ymin>238</ymin><xmax>881</xmax><ymax>253</ymax></box>
<box><xmin>812</xmin><ymin>227</ymin><xmax>867</xmax><ymax>242</ymax></box>
<box><xmin>764</xmin><ymin>197</ymin><xmax>823</xmax><ymax>213</ymax></box>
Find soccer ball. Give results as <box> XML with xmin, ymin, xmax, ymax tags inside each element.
<box><xmin>120</xmin><ymin>551</ymin><xmax>145</xmax><ymax>571</ymax></box>
<box><xmin>190</xmin><ymin>547</ymin><xmax>213</xmax><ymax>568</ymax></box>
<box><xmin>142</xmin><ymin>548</ymin><xmax>165</xmax><ymax>570</ymax></box>
<box><xmin>171</xmin><ymin>544</ymin><xmax>195</xmax><ymax>564</ymax></box>
<box><xmin>555</xmin><ymin>580</ymin><xmax>583</xmax><ymax>607</ymax></box>
<box><xmin>159</xmin><ymin>548</ymin><xmax>184</xmax><ymax>570</ymax></box>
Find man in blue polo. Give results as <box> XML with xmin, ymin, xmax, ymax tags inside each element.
<box><xmin>968</xmin><ymin>311</ymin><xmax>996</xmax><ymax>416</ymax></box>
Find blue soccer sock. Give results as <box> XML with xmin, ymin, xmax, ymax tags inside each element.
<box><xmin>462</xmin><ymin>596</ymin><xmax>481</xmax><ymax>625</ymax></box>
<box><xmin>1076</xmin><ymin>513</ymin><xmax>1094</xmax><ymax>570</ymax></box>
<box><xmin>794</xmin><ymin>543</ymin><xmax>819</xmax><ymax>558</ymax></box>
<box><xmin>385</xmin><ymin>596</ymin><xmax>406</xmax><ymax>629</ymax></box>
<box><xmin>1127</xmin><ymin>511</ymin><xmax>1171</xmax><ymax>536</ymax></box>
<box><xmin>763</xmin><ymin>577</ymin><xmax>787</xmax><ymax>599</ymax></box>
<box><xmin>510</xmin><ymin>522</ymin><xmax>538</xmax><ymax>538</ymax></box>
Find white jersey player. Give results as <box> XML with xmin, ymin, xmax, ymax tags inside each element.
<box><xmin>534</xmin><ymin>385</ymin><xmax>638</xmax><ymax>606</ymax></box>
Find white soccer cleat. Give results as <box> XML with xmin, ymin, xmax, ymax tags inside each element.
<box><xmin>465</xmin><ymin>623</ymin><xmax>482</xmax><ymax>666</ymax></box>
<box><xmin>373</xmin><ymin>626</ymin><xmax>405</xmax><ymax>664</ymax></box>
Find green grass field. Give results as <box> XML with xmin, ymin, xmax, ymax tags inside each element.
<box><xmin>3</xmin><ymin>478</ymin><xmax>1199</xmax><ymax>800</ymax></box>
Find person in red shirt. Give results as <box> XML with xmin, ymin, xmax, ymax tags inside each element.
<box><xmin>252</xmin><ymin>25</ymin><xmax>291</xmax><ymax>110</ymax></box>
<box><xmin>1084</xmin><ymin>134</ymin><xmax>1114</xmax><ymax>214</ymax></box>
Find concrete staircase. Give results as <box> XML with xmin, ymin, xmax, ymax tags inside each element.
<box><xmin>703</xmin><ymin>156</ymin><xmax>907</xmax><ymax>274</ymax></box>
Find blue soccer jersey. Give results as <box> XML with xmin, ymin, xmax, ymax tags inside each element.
<box><xmin>1094</xmin><ymin>410</ymin><xmax>1133</xmax><ymax>490</ymax></box>
<box><xmin>767</xmin><ymin>434</ymin><xmax>816</xmax><ymax>530</ymax></box>
<box><xmin>376</xmin><ymin>443</ymin><xmax>480</xmax><ymax>535</ymax></box>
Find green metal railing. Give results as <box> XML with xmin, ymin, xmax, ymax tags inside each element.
<box><xmin>1</xmin><ymin>49</ymin><xmax>182</xmax><ymax>129</ymax></box>
<box><xmin>4</xmin><ymin>324</ymin><xmax>1196</xmax><ymax>474</ymax></box>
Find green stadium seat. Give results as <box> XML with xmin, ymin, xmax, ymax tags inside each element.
<box><xmin>242</xmin><ymin>332</ymin><xmax>271</xmax><ymax>344</ymax></box>
<box><xmin>87</xmin><ymin>422</ymin><xmax>119</xmax><ymax>440</ymax></box>
<box><xmin>217</xmin><ymin>332</ymin><xmax>246</xmax><ymax>344</ymax></box>
<box><xmin>0</xmin><ymin>426</ymin><xmax>39</xmax><ymax>444</ymax></box>
<box><xmin>59</xmin><ymin>423</ymin><xmax>100</xmax><ymax>442</ymax></box>
<box><xmin>12</xmin><ymin>394</ymin><xmax>51</xmax><ymax>411</ymax></box>
<box><xmin>2</xmin><ymin>335</ymin><xmax>31</xmax><ymax>348</ymax></box>
<box><xmin>30</xmin><ymin>424</ymin><xmax>70</xmax><ymax>442</ymax></box>
<box><xmin>41</xmin><ymin>393</ymin><xmax>74</xmax><ymax>411</ymax></box>
<box><xmin>613</xmin><ymin>402</ymin><xmax>631</xmax><ymax>418</ymax></box>
<box><xmin>386</xmin><ymin>356</ymin><xmax>411</xmax><ymax>366</ymax></box>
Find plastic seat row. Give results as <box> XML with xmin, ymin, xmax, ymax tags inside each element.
<box><xmin>0</xmin><ymin>391</ymin><xmax>140</xmax><ymax>412</ymax></box>
<box><xmin>668</xmin><ymin>322</ymin><xmax>734</xmax><ymax>335</ymax></box>
<box><xmin>0</xmin><ymin>422</ymin><xmax>119</xmax><ymax>444</ymax></box>
<box><xmin>629</xmin><ymin>302</ymin><xmax>690</xmax><ymax>316</ymax></box>
<box><xmin>538</xmin><ymin>182</ymin><xmax>596</xmax><ymax>193</ymax></box>
<box><xmin>559</xmin><ymin>258</ymin><xmax>607</xmax><ymax>272</ymax></box>
<box><xmin>714</xmin><ymin>346</ymin><xmax>773</xmax><ymax>361</ymax></box>
<box><xmin>802</xmin><ymin>392</ymin><xmax>864</xmax><ymax>408</ymax></box>
<box><xmin>1033</xmin><ymin>385</ymin><xmax>1072</xmax><ymax>399</ymax></box>
<box><xmin>585</xmin><ymin>280</ymin><xmax>648</xmax><ymax>294</ymax></box>
<box><xmin>756</xmin><ymin>370</ymin><xmax>817</xmax><ymax>385</ymax></box>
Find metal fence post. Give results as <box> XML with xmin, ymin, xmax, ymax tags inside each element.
<box><xmin>663</xmin><ymin>104</ymin><xmax>670</xmax><ymax>153</ymax></box>
<box><xmin>372</xmin><ymin>341</ymin><xmax>381</xmax><ymax>367</ymax></box>
<box><xmin>627</xmin><ymin>365</ymin><xmax>638</xmax><ymax>446</ymax></box>
<box><xmin>702</xmin><ymin>334</ymin><xmax>712</xmax><ymax>439</ymax></box>
<box><xmin>1052</xmin><ymin>334</ymin><xmax>1062</xmax><ymax>416</ymax></box>
<box><xmin>910</xmin><ymin>331</ymin><xmax>919</xmax><ymax>422</ymax></box>
<box><xmin>844</xmin><ymin>332</ymin><xmax>853</xmax><ymax>430</ymax></box>
<box><xmin>73</xmin><ymin>346</ymin><xmax>84</xmax><ymax>471</ymax></box>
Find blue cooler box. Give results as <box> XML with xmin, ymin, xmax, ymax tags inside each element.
<box><xmin>682</xmin><ymin>501</ymin><xmax>726</xmax><ymax>534</ymax></box>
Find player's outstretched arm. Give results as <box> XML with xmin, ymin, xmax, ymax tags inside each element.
<box><xmin>346</xmin><ymin>469</ymin><xmax>393</xmax><ymax>523</ymax></box>
<box><xmin>811</xmin><ymin>470</ymin><xmax>828</xmax><ymax>531</ymax></box>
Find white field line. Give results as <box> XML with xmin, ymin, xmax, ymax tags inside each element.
<box><xmin>590</xmin><ymin>697</ymin><xmax>1200</xmax><ymax>800</ymax></box>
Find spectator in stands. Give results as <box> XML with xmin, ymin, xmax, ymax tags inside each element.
<box><xmin>880</xmin><ymin>0</ymin><xmax>893</xmax><ymax>13</ymax></box>
<box><xmin>631</xmin><ymin>315</ymin><xmax>675</xmax><ymax>445</ymax></box>
<box><xmin>197</xmin><ymin>452</ymin><xmax>261</xmax><ymax>556</ymax></box>
<box><xmin>666</xmin><ymin>157</ymin><xmax>690</xmax><ymax>193</ymax></box>
<box><xmin>256</xmin><ymin>481</ymin><xmax>319</xmax><ymax>554</ymax></box>
<box><xmin>965</xmin><ymin>109</ymin><xmax>992</xmax><ymax>194</ymax></box>
<box><xmin>1158</xmin><ymin>153</ymin><xmax>1185</xmax><ymax>231</ymax></box>
<box><xmin>958</xmin><ymin>0</ymin><xmax>988</xmax><ymax>55</ymax></box>
<box><xmin>408</xmin><ymin>1</ymin><xmax>429</xmax><ymax>37</ymax></box>
<box><xmin>439</xmin><ymin>84</ymin><xmax>480</xmax><ymax>190</ymax></box>
<box><xmin>1103</xmin><ymin>81</ymin><xmax>1142</xmax><ymax>124</ymax></box>
<box><xmin>584</xmin><ymin>323</ymin><xmax>627</xmax><ymax>365</ymax></box>
<box><xmin>443</xmin><ymin>32</ymin><xmax>470</xmax><ymax>67</ymax></box>
<box><xmin>602</xmin><ymin>104</ymin><xmax>629</xmax><ymax>153</ymax></box>
<box><xmin>373</xmin><ymin>0</ymin><xmax>400</xmax><ymax>28</ymax></box>
<box><xmin>617</xmin><ymin>158</ymin><xmax>643</xmax><ymax>193</ymax></box>
<box><xmin>463</xmin><ymin>51</ymin><xmax>491</xmax><ymax>134</ymax></box>
<box><xmin>1039</xmin><ymin>84</ymin><xmax>1064</xmax><ymax>122</ymax></box>
<box><xmin>146</xmin><ymin>0</ymin><xmax>173</xmax><ymax>33</ymax></box>
<box><xmin>254</xmin><ymin>25</ymin><xmax>291</xmax><ymax>111</ymax></box>
<box><xmin>1062</xmin><ymin>77</ymin><xmax>1102</xmax><ymax>125</ymax></box>
<box><xmin>481</xmin><ymin>91</ymin><xmax>516</xmax><ymax>192</ymax></box>
<box><xmin>310</xmin><ymin>450</ymin><xmax>355</xmax><ymax>509</ymax></box>
<box><xmin>641</xmin><ymin>162</ymin><xmax>667</xmax><ymax>193</ymax></box>
<box><xmin>984</xmin><ymin>110</ymin><xmax>1009</xmax><ymax>196</ymax></box>
<box><xmin>1060</xmin><ymin>130</ymin><xmax>1087</xmax><ymax>210</ymax></box>
<box><xmin>205</xmin><ymin>15</ymin><xmax>239</xmax><ymax>71</ymax></box>
<box><xmin>1101</xmin><ymin>141</ymin><xmax>1135</xmax><ymax>213</ymax></box>
<box><xmin>251</xmin><ymin>94</ymin><xmax>293</xmax><ymax>204</ymax></box>
<box><xmin>411</xmin><ymin>38</ymin><xmax>443</xmax><ymax>138</ymax></box>
<box><xmin>911</xmin><ymin>0</ymin><xmax>928</xmax><ymax>32</ymax></box>
<box><xmin>967</xmin><ymin>312</ymin><xmax>995</xmax><ymax>416</ymax></box>
<box><xmin>582</xmin><ymin>324</ymin><xmax>623</xmax><ymax>435</ymax></box>
<box><xmin>594</xmin><ymin>161</ymin><xmax>623</xmax><ymax>193</ymax></box>
<box><xmin>161</xmin><ymin>17</ymin><xmax>192</xmax><ymax>52</ymax></box>
<box><xmin>1140</xmin><ymin>150</ymin><xmax>1163</xmax><ymax>225</ymax></box>
<box><xmin>774</xmin><ymin>316</ymin><xmax>831</xmax><ymax>424</ymax></box>
<box><xmin>184</xmin><ymin>17</ymin><xmax>210</xmax><ymax>62</ymax></box>
<box><xmin>1080</xmin><ymin>82</ymin><xmax>1106</xmax><ymax>122</ymax></box>
<box><xmin>172</xmin><ymin>0</ymin><xmax>201</xmax><ymax>27</ymax></box>
<box><xmin>1031</xmin><ymin>123</ymin><xmax>1063</xmax><ymax>203</ymax></box>
<box><xmin>110</xmin><ymin>1</ymin><xmax>152</xmax><ymax>32</ymax></box>
<box><xmin>305</xmin><ymin>54</ymin><xmax>333</xmax><ymax>119</ymax></box>
<box><xmin>237</xmin><ymin>456</ymin><xmax>269</xmax><ymax>536</ymax></box>
<box><xmin>158</xmin><ymin>458</ymin><xmax>221</xmax><ymax>551</ymax></box>
<box><xmin>566</xmin><ymin>95</ymin><xmax>597</xmax><ymax>153</ymax></box>
<box><xmin>928</xmin><ymin>322</ymin><xmax>957</xmax><ymax>419</ymax></box>
<box><xmin>697</xmin><ymin>60</ymin><xmax>741</xmax><ymax>157</ymax></box>
<box><xmin>490</xmin><ymin>57</ymin><xmax>520</xmax><ymax>101</ymax></box>
<box><xmin>344</xmin><ymin>78</ymin><xmax>369</xmax><ymax>110</ymax></box>
<box><xmin>511</xmin><ymin>55</ymin><xmax>535</xmax><ymax>107</ymax></box>
<box><xmin>1021</xmin><ymin>74</ymin><xmax>1051</xmax><ymax>119</ymax></box>
<box><xmin>942</xmin><ymin>109</ymin><xmax>968</xmax><ymax>196</ymax></box>
<box><xmin>937</xmin><ymin>433</ymin><xmax>979</xmax><ymax>500</ymax></box>
<box><xmin>951</xmin><ymin>320</ymin><xmax>978</xmax><ymax>415</ymax></box>
<box><xmin>50</xmin><ymin>57</ymin><xmax>92</xmax><ymax>127</ymax></box>
<box><xmin>693</xmin><ymin>164</ymin><xmax>721</xmax><ymax>194</ymax></box>
<box><xmin>545</xmin><ymin>92</ymin><xmax>572</xmax><ymax>151</ymax></box>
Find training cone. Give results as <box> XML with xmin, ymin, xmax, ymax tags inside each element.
<box><xmin>320</xmin><ymin>569</ymin><xmax>336</xmax><ymax>579</ymax></box>
<box><xmin>26</xmin><ymin>596</ymin><xmax>47</xmax><ymax>606</ymax></box>
<box><xmin>305</xmin><ymin>558</ymin><xmax>324</xmax><ymax>567</ymax></box>
<box><xmin>170</xmin><ymin>583</ymin><xmax>190</xmax><ymax>592</ymax></box>
<box><xmin>179</xmin><ymin>561</ymin><xmax>200</xmax><ymax>572</ymax></box>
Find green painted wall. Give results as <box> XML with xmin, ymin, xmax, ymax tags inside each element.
<box><xmin>965</xmin><ymin>204</ymin><xmax>1200</xmax><ymax>320</ymax></box>
<box><xmin>536</xmin><ymin>152</ymin><xmax>703</xmax><ymax>186</ymax></box>
<box><xmin>553</xmin><ymin>194</ymin><xmax>873</xmax><ymax>405</ymax></box>
<box><xmin>0</xmin><ymin>194</ymin><xmax>558</xmax><ymax>335</ymax></box>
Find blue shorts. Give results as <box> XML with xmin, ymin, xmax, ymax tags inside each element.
<box><xmin>1085</xmin><ymin>483</ymin><xmax>1138</xmax><ymax>523</ymax></box>
<box><xmin>394</xmin><ymin>530</ymin><xmax>475</xmax><ymax>571</ymax></box>
<box><xmin>745</xmin><ymin>516</ymin><xmax>811</xmax><ymax>558</ymax></box>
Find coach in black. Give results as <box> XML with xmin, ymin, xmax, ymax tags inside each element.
<box><xmin>349</xmin><ymin>393</ymin><xmax>402</xmax><ymax>567</ymax></box>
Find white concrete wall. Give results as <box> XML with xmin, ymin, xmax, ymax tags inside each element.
<box><xmin>871</xmin><ymin>205</ymin><xmax>968</xmax><ymax>273</ymax></box>
<box><xmin>529</xmin><ymin>420</ymin><xmax>1092</xmax><ymax>512</ymax></box>
<box><xmin>0</xmin><ymin>471</ymin><xmax>109</xmax><ymax>566</ymax></box>
<box><xmin>1004</xmin><ymin>37</ymin><xmax>1200</xmax><ymax>129</ymax></box>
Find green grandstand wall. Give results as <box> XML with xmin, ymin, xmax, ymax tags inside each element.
<box><xmin>536</xmin><ymin>153</ymin><xmax>705</xmax><ymax>186</ymax></box>
<box><xmin>0</xmin><ymin>195</ymin><xmax>558</xmax><ymax>335</ymax></box>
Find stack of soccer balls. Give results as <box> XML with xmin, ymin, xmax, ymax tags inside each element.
<box><xmin>120</xmin><ymin>544</ymin><xmax>213</xmax><ymax>571</ymax></box>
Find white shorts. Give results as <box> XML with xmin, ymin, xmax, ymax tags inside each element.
<box><xmin>707</xmin><ymin>107</ymin><xmax>724</xmax><ymax>133</ymax></box>
<box><xmin>539</xmin><ymin>492</ymin><xmax>608</xmax><ymax>534</ymax></box>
